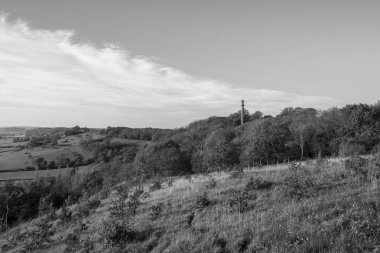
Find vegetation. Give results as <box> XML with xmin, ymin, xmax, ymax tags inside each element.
<box><xmin>2</xmin><ymin>156</ymin><xmax>380</xmax><ymax>252</ymax></box>
<box><xmin>92</xmin><ymin>102</ymin><xmax>380</xmax><ymax>178</ymax></box>
<box><xmin>2</xmin><ymin>102</ymin><xmax>380</xmax><ymax>252</ymax></box>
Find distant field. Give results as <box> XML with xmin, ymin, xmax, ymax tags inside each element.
<box><xmin>0</xmin><ymin>126</ymin><xmax>34</xmax><ymax>136</ymax></box>
<box><xmin>0</xmin><ymin>165</ymin><xmax>92</xmax><ymax>182</ymax></box>
<box><xmin>0</xmin><ymin>130</ymin><xmax>99</xmax><ymax>183</ymax></box>
<box><xmin>0</xmin><ymin>134</ymin><xmax>92</xmax><ymax>171</ymax></box>
<box><xmin>0</xmin><ymin>128</ymin><xmax>146</xmax><ymax>182</ymax></box>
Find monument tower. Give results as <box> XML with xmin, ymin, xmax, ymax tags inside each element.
<box><xmin>241</xmin><ymin>100</ymin><xmax>245</xmax><ymax>126</ymax></box>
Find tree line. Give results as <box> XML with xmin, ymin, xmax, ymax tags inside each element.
<box><xmin>97</xmin><ymin>102</ymin><xmax>380</xmax><ymax>177</ymax></box>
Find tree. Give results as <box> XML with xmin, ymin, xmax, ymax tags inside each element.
<box><xmin>73</xmin><ymin>153</ymin><xmax>84</xmax><ymax>169</ymax></box>
<box><xmin>0</xmin><ymin>183</ymin><xmax>23</xmax><ymax>232</ymax></box>
<box><xmin>287</xmin><ymin>109</ymin><xmax>317</xmax><ymax>160</ymax></box>
<box><xmin>134</xmin><ymin>140</ymin><xmax>191</xmax><ymax>177</ymax></box>
<box><xmin>289</xmin><ymin>122</ymin><xmax>308</xmax><ymax>161</ymax></box>
<box><xmin>250</xmin><ymin>111</ymin><xmax>263</xmax><ymax>121</ymax></box>
<box><xmin>240</xmin><ymin>118</ymin><xmax>289</xmax><ymax>166</ymax></box>
<box><xmin>228</xmin><ymin>110</ymin><xmax>251</xmax><ymax>126</ymax></box>
<box><xmin>204</xmin><ymin>128</ymin><xmax>239</xmax><ymax>170</ymax></box>
<box><xmin>50</xmin><ymin>134</ymin><xmax>59</xmax><ymax>148</ymax></box>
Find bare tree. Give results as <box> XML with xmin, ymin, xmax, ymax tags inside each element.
<box><xmin>289</xmin><ymin>122</ymin><xmax>308</xmax><ymax>161</ymax></box>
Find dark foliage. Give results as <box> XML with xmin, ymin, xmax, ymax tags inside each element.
<box><xmin>135</xmin><ymin>140</ymin><xmax>192</xmax><ymax>177</ymax></box>
<box><xmin>149</xmin><ymin>203</ymin><xmax>163</xmax><ymax>221</ymax></box>
<box><xmin>195</xmin><ymin>191</ymin><xmax>211</xmax><ymax>209</ymax></box>
<box><xmin>245</xmin><ymin>176</ymin><xmax>274</xmax><ymax>191</ymax></box>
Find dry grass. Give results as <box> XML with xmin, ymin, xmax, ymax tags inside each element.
<box><xmin>2</xmin><ymin>159</ymin><xmax>380</xmax><ymax>252</ymax></box>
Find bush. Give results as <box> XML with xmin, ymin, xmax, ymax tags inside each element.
<box><xmin>38</xmin><ymin>195</ymin><xmax>55</xmax><ymax>218</ymax></box>
<box><xmin>344</xmin><ymin>156</ymin><xmax>368</xmax><ymax>180</ymax></box>
<box><xmin>109</xmin><ymin>188</ymin><xmax>129</xmax><ymax>223</ymax></box>
<box><xmin>235</xmin><ymin>230</ymin><xmax>253</xmax><ymax>253</ymax></box>
<box><xmin>366</xmin><ymin>154</ymin><xmax>380</xmax><ymax>180</ymax></box>
<box><xmin>99</xmin><ymin>219</ymin><xmax>136</xmax><ymax>247</ymax></box>
<box><xmin>58</xmin><ymin>205</ymin><xmax>72</xmax><ymax>223</ymax></box>
<box><xmin>75</xmin><ymin>202</ymin><xmax>90</xmax><ymax>218</ymax></box>
<box><xmin>22</xmin><ymin>218</ymin><xmax>55</xmax><ymax>251</ymax></box>
<box><xmin>150</xmin><ymin>181</ymin><xmax>162</xmax><ymax>192</ymax></box>
<box><xmin>195</xmin><ymin>192</ymin><xmax>211</xmax><ymax>209</ymax></box>
<box><xmin>127</xmin><ymin>189</ymin><xmax>143</xmax><ymax>216</ymax></box>
<box><xmin>205</xmin><ymin>177</ymin><xmax>217</xmax><ymax>189</ymax></box>
<box><xmin>80</xmin><ymin>171</ymin><xmax>104</xmax><ymax>196</ymax></box>
<box><xmin>230</xmin><ymin>165</ymin><xmax>244</xmax><ymax>179</ymax></box>
<box><xmin>64</xmin><ymin>222</ymin><xmax>92</xmax><ymax>253</ymax></box>
<box><xmin>339</xmin><ymin>142</ymin><xmax>366</xmax><ymax>157</ymax></box>
<box><xmin>99</xmin><ymin>185</ymin><xmax>110</xmax><ymax>200</ymax></box>
<box><xmin>149</xmin><ymin>203</ymin><xmax>163</xmax><ymax>221</ymax></box>
<box><xmin>187</xmin><ymin>212</ymin><xmax>195</xmax><ymax>227</ymax></box>
<box><xmin>282</xmin><ymin>168</ymin><xmax>316</xmax><ymax>199</ymax></box>
<box><xmin>100</xmin><ymin>183</ymin><xmax>140</xmax><ymax>247</ymax></box>
<box><xmin>87</xmin><ymin>196</ymin><xmax>101</xmax><ymax>210</ymax></box>
<box><xmin>211</xmin><ymin>234</ymin><xmax>227</xmax><ymax>252</ymax></box>
<box><xmin>245</xmin><ymin>176</ymin><xmax>273</xmax><ymax>191</ymax></box>
<box><xmin>226</xmin><ymin>189</ymin><xmax>250</xmax><ymax>213</ymax></box>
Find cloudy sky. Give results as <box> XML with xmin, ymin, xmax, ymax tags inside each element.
<box><xmin>0</xmin><ymin>0</ymin><xmax>379</xmax><ymax>128</ymax></box>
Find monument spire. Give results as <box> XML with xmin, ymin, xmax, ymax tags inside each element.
<box><xmin>241</xmin><ymin>100</ymin><xmax>245</xmax><ymax>126</ymax></box>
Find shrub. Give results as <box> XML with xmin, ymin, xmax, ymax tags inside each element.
<box><xmin>75</xmin><ymin>202</ymin><xmax>90</xmax><ymax>218</ymax></box>
<box><xmin>150</xmin><ymin>181</ymin><xmax>162</xmax><ymax>192</ymax></box>
<box><xmin>282</xmin><ymin>168</ymin><xmax>315</xmax><ymax>199</ymax></box>
<box><xmin>205</xmin><ymin>177</ymin><xmax>217</xmax><ymax>189</ymax></box>
<box><xmin>99</xmin><ymin>185</ymin><xmax>110</xmax><ymax>200</ymax></box>
<box><xmin>366</xmin><ymin>153</ymin><xmax>380</xmax><ymax>180</ymax></box>
<box><xmin>339</xmin><ymin>142</ymin><xmax>366</xmax><ymax>157</ymax></box>
<box><xmin>245</xmin><ymin>176</ymin><xmax>273</xmax><ymax>191</ymax></box>
<box><xmin>99</xmin><ymin>219</ymin><xmax>135</xmax><ymax>247</ymax></box>
<box><xmin>230</xmin><ymin>165</ymin><xmax>244</xmax><ymax>179</ymax></box>
<box><xmin>22</xmin><ymin>218</ymin><xmax>55</xmax><ymax>251</ymax></box>
<box><xmin>110</xmin><ymin>197</ymin><xmax>128</xmax><ymax>223</ymax></box>
<box><xmin>344</xmin><ymin>156</ymin><xmax>368</xmax><ymax>180</ymax></box>
<box><xmin>195</xmin><ymin>192</ymin><xmax>211</xmax><ymax>209</ymax></box>
<box><xmin>330</xmin><ymin>202</ymin><xmax>380</xmax><ymax>252</ymax></box>
<box><xmin>87</xmin><ymin>196</ymin><xmax>101</xmax><ymax>210</ymax></box>
<box><xmin>226</xmin><ymin>189</ymin><xmax>250</xmax><ymax>213</ymax></box>
<box><xmin>58</xmin><ymin>205</ymin><xmax>72</xmax><ymax>224</ymax></box>
<box><xmin>64</xmin><ymin>222</ymin><xmax>91</xmax><ymax>253</ymax></box>
<box><xmin>149</xmin><ymin>203</ymin><xmax>163</xmax><ymax>221</ymax></box>
<box><xmin>38</xmin><ymin>195</ymin><xmax>54</xmax><ymax>217</ymax></box>
<box><xmin>235</xmin><ymin>230</ymin><xmax>253</xmax><ymax>253</ymax></box>
<box><xmin>100</xmin><ymin>183</ymin><xmax>140</xmax><ymax>247</ymax></box>
<box><xmin>80</xmin><ymin>170</ymin><xmax>104</xmax><ymax>196</ymax></box>
<box><xmin>211</xmin><ymin>234</ymin><xmax>227</xmax><ymax>252</ymax></box>
<box><xmin>187</xmin><ymin>212</ymin><xmax>195</xmax><ymax>227</ymax></box>
<box><xmin>127</xmin><ymin>189</ymin><xmax>143</xmax><ymax>216</ymax></box>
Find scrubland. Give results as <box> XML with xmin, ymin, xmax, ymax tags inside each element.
<box><xmin>2</xmin><ymin>155</ymin><xmax>380</xmax><ymax>253</ymax></box>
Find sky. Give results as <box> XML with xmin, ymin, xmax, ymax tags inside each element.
<box><xmin>0</xmin><ymin>0</ymin><xmax>379</xmax><ymax>128</ymax></box>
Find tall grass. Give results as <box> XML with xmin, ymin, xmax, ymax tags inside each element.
<box><xmin>3</xmin><ymin>157</ymin><xmax>380</xmax><ymax>252</ymax></box>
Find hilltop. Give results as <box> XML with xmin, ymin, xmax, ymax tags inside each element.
<box><xmin>1</xmin><ymin>102</ymin><xmax>380</xmax><ymax>252</ymax></box>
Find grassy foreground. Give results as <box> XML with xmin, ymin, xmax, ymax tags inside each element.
<box><xmin>1</xmin><ymin>157</ymin><xmax>380</xmax><ymax>252</ymax></box>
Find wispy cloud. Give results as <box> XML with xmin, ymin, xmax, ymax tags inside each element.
<box><xmin>0</xmin><ymin>15</ymin><xmax>340</xmax><ymax>127</ymax></box>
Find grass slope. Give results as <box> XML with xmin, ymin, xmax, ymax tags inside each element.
<box><xmin>2</xmin><ymin>159</ymin><xmax>380</xmax><ymax>252</ymax></box>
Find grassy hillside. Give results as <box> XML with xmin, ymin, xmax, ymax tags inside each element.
<box><xmin>2</xmin><ymin>156</ymin><xmax>380</xmax><ymax>252</ymax></box>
